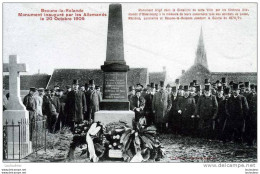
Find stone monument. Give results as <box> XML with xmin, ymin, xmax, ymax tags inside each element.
<box><xmin>3</xmin><ymin>55</ymin><xmax>31</xmax><ymax>159</ymax></box>
<box><xmin>94</xmin><ymin>4</ymin><xmax>135</xmax><ymax>127</ymax></box>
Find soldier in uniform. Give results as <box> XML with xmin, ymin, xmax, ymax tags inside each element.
<box><xmin>23</xmin><ymin>87</ymin><xmax>37</xmax><ymax>140</ymax></box>
<box><xmin>130</xmin><ymin>89</ymin><xmax>145</xmax><ymax>123</ymax></box>
<box><xmin>85</xmin><ymin>79</ymin><xmax>101</xmax><ymax>122</ymax></box>
<box><xmin>65</xmin><ymin>79</ymin><xmax>87</xmax><ymax>131</ymax></box>
<box><xmin>195</xmin><ymin>84</ymin><xmax>218</xmax><ymax>139</ymax></box>
<box><xmin>128</xmin><ymin>86</ymin><xmax>135</xmax><ymax>101</ymax></box>
<box><xmin>152</xmin><ymin>81</ymin><xmax>172</xmax><ymax>133</ymax></box>
<box><xmin>177</xmin><ymin>85</ymin><xmax>196</xmax><ymax>136</ymax></box>
<box><xmin>144</xmin><ymin>84</ymin><xmax>154</xmax><ymax>126</ymax></box>
<box><xmin>225</xmin><ymin>83</ymin><xmax>249</xmax><ymax>144</ymax></box>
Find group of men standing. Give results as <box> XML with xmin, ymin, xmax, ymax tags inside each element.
<box><xmin>128</xmin><ymin>78</ymin><xmax>257</xmax><ymax>146</ymax></box>
<box><xmin>20</xmin><ymin>79</ymin><xmax>102</xmax><ymax>135</ymax></box>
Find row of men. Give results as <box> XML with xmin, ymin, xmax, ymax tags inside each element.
<box><xmin>19</xmin><ymin>79</ymin><xmax>102</xmax><ymax>138</ymax></box>
<box><xmin>128</xmin><ymin>79</ymin><xmax>257</xmax><ymax>146</ymax></box>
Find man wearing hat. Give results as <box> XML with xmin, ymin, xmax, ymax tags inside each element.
<box><xmin>168</xmin><ymin>86</ymin><xmax>179</xmax><ymax>134</ymax></box>
<box><xmin>128</xmin><ymin>86</ymin><xmax>135</xmax><ymax>101</ymax></box>
<box><xmin>155</xmin><ymin>84</ymin><xmax>159</xmax><ymax>93</ymax></box>
<box><xmin>152</xmin><ymin>81</ymin><xmax>172</xmax><ymax>133</ymax></box>
<box><xmin>23</xmin><ymin>87</ymin><xmax>37</xmax><ymax>140</ymax></box>
<box><xmin>244</xmin><ymin>84</ymin><xmax>257</xmax><ymax>146</ymax></box>
<box><xmin>176</xmin><ymin>85</ymin><xmax>196</xmax><ymax>135</ymax></box>
<box><xmin>42</xmin><ymin>89</ymin><xmax>52</xmax><ymax>130</ymax></box>
<box><xmin>144</xmin><ymin>84</ymin><xmax>154</xmax><ymax>126</ymax></box>
<box><xmin>150</xmin><ymin>83</ymin><xmax>155</xmax><ymax>95</ymax></box>
<box><xmin>166</xmin><ymin>84</ymin><xmax>171</xmax><ymax>93</ymax></box>
<box><xmin>130</xmin><ymin>89</ymin><xmax>145</xmax><ymax>123</ymax></box>
<box><xmin>65</xmin><ymin>79</ymin><xmax>87</xmax><ymax>130</ymax></box>
<box><xmin>57</xmin><ymin>89</ymin><xmax>66</xmax><ymax>130</ymax></box>
<box><xmin>213</xmin><ymin>86</ymin><xmax>225</xmax><ymax>140</ymax></box>
<box><xmin>84</xmin><ymin>79</ymin><xmax>101</xmax><ymax>122</ymax></box>
<box><xmin>49</xmin><ymin>88</ymin><xmax>61</xmax><ymax>133</ymax></box>
<box><xmin>64</xmin><ymin>85</ymin><xmax>71</xmax><ymax>95</ymax></box>
<box><xmin>195</xmin><ymin>84</ymin><xmax>218</xmax><ymax>139</ymax></box>
<box><xmin>35</xmin><ymin>88</ymin><xmax>44</xmax><ymax>120</ymax></box>
<box><xmin>243</xmin><ymin>82</ymin><xmax>251</xmax><ymax>99</ymax></box>
<box><xmin>225</xmin><ymin>83</ymin><xmax>249</xmax><ymax>144</ymax></box>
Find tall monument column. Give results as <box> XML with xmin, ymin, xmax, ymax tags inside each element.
<box><xmin>100</xmin><ymin>4</ymin><xmax>130</xmax><ymax>110</ymax></box>
<box><xmin>95</xmin><ymin>4</ymin><xmax>134</xmax><ymax>128</ymax></box>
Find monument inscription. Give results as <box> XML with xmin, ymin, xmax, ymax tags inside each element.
<box><xmin>104</xmin><ymin>72</ymin><xmax>127</xmax><ymax>100</ymax></box>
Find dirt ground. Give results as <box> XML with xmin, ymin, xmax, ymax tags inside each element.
<box><xmin>22</xmin><ymin>130</ymin><xmax>257</xmax><ymax>163</ymax></box>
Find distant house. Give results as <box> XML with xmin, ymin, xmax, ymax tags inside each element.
<box><xmin>3</xmin><ymin>68</ymin><xmax>166</xmax><ymax>94</ymax></box>
<box><xmin>178</xmin><ymin>27</ymin><xmax>257</xmax><ymax>86</ymax></box>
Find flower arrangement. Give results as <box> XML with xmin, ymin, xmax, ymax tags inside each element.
<box><xmin>67</xmin><ymin>120</ymin><xmax>164</xmax><ymax>162</ymax></box>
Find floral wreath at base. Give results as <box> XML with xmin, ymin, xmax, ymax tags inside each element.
<box><xmin>67</xmin><ymin>120</ymin><xmax>165</xmax><ymax>162</ymax></box>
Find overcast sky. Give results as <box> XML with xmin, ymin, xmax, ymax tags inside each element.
<box><xmin>3</xmin><ymin>3</ymin><xmax>257</xmax><ymax>80</ymax></box>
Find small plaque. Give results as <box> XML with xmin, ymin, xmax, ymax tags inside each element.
<box><xmin>109</xmin><ymin>149</ymin><xmax>123</xmax><ymax>158</ymax></box>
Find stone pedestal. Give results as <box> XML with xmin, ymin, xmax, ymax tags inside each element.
<box><xmin>4</xmin><ymin>110</ymin><xmax>32</xmax><ymax>159</ymax></box>
<box><xmin>94</xmin><ymin>110</ymin><xmax>135</xmax><ymax>127</ymax></box>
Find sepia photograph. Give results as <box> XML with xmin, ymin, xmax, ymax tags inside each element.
<box><xmin>1</xmin><ymin>2</ymin><xmax>258</xmax><ymax>172</ymax></box>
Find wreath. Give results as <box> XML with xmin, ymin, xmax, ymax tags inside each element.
<box><xmin>67</xmin><ymin>120</ymin><xmax>165</xmax><ymax>162</ymax></box>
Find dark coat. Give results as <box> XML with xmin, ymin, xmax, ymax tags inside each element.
<box><xmin>23</xmin><ymin>94</ymin><xmax>37</xmax><ymax>119</ymax></box>
<box><xmin>195</xmin><ymin>94</ymin><xmax>218</xmax><ymax>120</ymax></box>
<box><xmin>85</xmin><ymin>89</ymin><xmax>101</xmax><ymax>120</ymax></box>
<box><xmin>51</xmin><ymin>96</ymin><xmax>61</xmax><ymax>114</ymax></box>
<box><xmin>130</xmin><ymin>95</ymin><xmax>145</xmax><ymax>111</ymax></box>
<box><xmin>176</xmin><ymin>96</ymin><xmax>196</xmax><ymax>118</ymax></box>
<box><xmin>225</xmin><ymin>94</ymin><xmax>249</xmax><ymax>120</ymax></box>
<box><xmin>144</xmin><ymin>93</ymin><xmax>153</xmax><ymax>114</ymax></box>
<box><xmin>152</xmin><ymin>90</ymin><xmax>172</xmax><ymax>123</ymax></box>
<box><xmin>42</xmin><ymin>95</ymin><xmax>52</xmax><ymax>117</ymax></box>
<box><xmin>65</xmin><ymin>90</ymin><xmax>87</xmax><ymax>123</ymax></box>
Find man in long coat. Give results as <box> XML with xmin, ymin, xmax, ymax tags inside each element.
<box><xmin>152</xmin><ymin>81</ymin><xmax>172</xmax><ymax>133</ymax></box>
<box><xmin>23</xmin><ymin>87</ymin><xmax>37</xmax><ymax>140</ymax></box>
<box><xmin>225</xmin><ymin>83</ymin><xmax>249</xmax><ymax>144</ymax></box>
<box><xmin>144</xmin><ymin>83</ymin><xmax>155</xmax><ymax>126</ymax></box>
<box><xmin>85</xmin><ymin>79</ymin><xmax>101</xmax><ymax>122</ymax></box>
<box><xmin>195</xmin><ymin>84</ymin><xmax>218</xmax><ymax>139</ymax></box>
<box><xmin>168</xmin><ymin>86</ymin><xmax>178</xmax><ymax>134</ymax></box>
<box><xmin>65</xmin><ymin>79</ymin><xmax>87</xmax><ymax>131</ymax></box>
<box><xmin>177</xmin><ymin>85</ymin><xmax>196</xmax><ymax>135</ymax></box>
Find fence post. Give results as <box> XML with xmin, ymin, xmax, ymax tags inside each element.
<box><xmin>18</xmin><ymin>121</ymin><xmax>21</xmax><ymax>162</ymax></box>
<box><xmin>12</xmin><ymin>120</ymin><xmax>14</xmax><ymax>160</ymax></box>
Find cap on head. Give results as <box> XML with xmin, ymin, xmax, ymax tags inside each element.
<box><xmin>184</xmin><ymin>85</ymin><xmax>189</xmax><ymax>91</ymax></box>
<box><xmin>160</xmin><ymin>81</ymin><xmax>164</xmax><ymax>87</ymax></box>
<box><xmin>172</xmin><ymin>86</ymin><xmax>177</xmax><ymax>92</ymax></box>
<box><xmin>89</xmin><ymin>79</ymin><xmax>95</xmax><ymax>85</ymax></box>
<box><xmin>217</xmin><ymin>86</ymin><xmax>223</xmax><ymax>92</ymax></box>
<box><xmin>232</xmin><ymin>83</ymin><xmax>239</xmax><ymax>90</ymax></box>
<box><xmin>221</xmin><ymin>77</ymin><xmax>226</xmax><ymax>84</ymax></box>
<box><xmin>204</xmin><ymin>84</ymin><xmax>210</xmax><ymax>91</ymax></box>
<box><xmin>30</xmin><ymin>87</ymin><xmax>37</xmax><ymax>92</ymax></box>
<box><xmin>73</xmin><ymin>79</ymin><xmax>79</xmax><ymax>85</ymax></box>
<box><xmin>224</xmin><ymin>87</ymin><xmax>230</xmax><ymax>95</ymax></box>
<box><xmin>38</xmin><ymin>88</ymin><xmax>44</xmax><ymax>92</ymax></box>
<box><xmin>193</xmin><ymin>80</ymin><xmax>197</xmax><ymax>85</ymax></box>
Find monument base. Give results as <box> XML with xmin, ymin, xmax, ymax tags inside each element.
<box><xmin>3</xmin><ymin>110</ymin><xmax>32</xmax><ymax>155</ymax></box>
<box><xmin>94</xmin><ymin>110</ymin><xmax>135</xmax><ymax>127</ymax></box>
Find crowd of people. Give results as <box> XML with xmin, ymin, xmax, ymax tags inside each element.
<box><xmin>128</xmin><ymin>78</ymin><xmax>257</xmax><ymax>146</ymax></box>
<box><xmin>3</xmin><ymin>77</ymin><xmax>257</xmax><ymax>147</ymax></box>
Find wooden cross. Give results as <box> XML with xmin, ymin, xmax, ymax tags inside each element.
<box><xmin>3</xmin><ymin>55</ymin><xmax>27</xmax><ymax>110</ymax></box>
